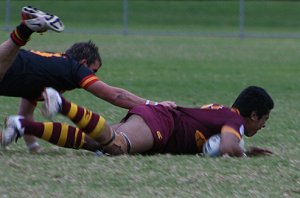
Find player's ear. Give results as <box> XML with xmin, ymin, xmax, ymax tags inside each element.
<box><xmin>79</xmin><ymin>59</ymin><xmax>88</xmax><ymax>66</ymax></box>
<box><xmin>250</xmin><ymin>111</ymin><xmax>258</xmax><ymax>121</ymax></box>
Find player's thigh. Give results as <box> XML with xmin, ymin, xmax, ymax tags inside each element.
<box><xmin>115</xmin><ymin>115</ymin><xmax>154</xmax><ymax>154</ymax></box>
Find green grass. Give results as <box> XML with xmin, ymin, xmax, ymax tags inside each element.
<box><xmin>0</xmin><ymin>1</ymin><xmax>300</xmax><ymax>197</ymax></box>
<box><xmin>0</xmin><ymin>31</ymin><xmax>300</xmax><ymax>197</ymax></box>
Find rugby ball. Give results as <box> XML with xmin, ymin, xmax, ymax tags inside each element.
<box><xmin>202</xmin><ymin>134</ymin><xmax>245</xmax><ymax>157</ymax></box>
<box><xmin>203</xmin><ymin>134</ymin><xmax>222</xmax><ymax>157</ymax></box>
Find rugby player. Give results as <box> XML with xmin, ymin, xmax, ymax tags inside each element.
<box><xmin>0</xmin><ymin>6</ymin><xmax>176</xmax><ymax>153</ymax></box>
<box><xmin>1</xmin><ymin>86</ymin><xmax>274</xmax><ymax>157</ymax></box>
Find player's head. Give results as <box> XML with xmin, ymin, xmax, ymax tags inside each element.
<box><xmin>65</xmin><ymin>40</ymin><xmax>102</xmax><ymax>73</ymax></box>
<box><xmin>232</xmin><ymin>86</ymin><xmax>274</xmax><ymax>137</ymax></box>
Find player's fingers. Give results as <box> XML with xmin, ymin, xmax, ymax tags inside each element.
<box><xmin>168</xmin><ymin>101</ymin><xmax>177</xmax><ymax>108</ymax></box>
<box><xmin>158</xmin><ymin>101</ymin><xmax>177</xmax><ymax>108</ymax></box>
<box><xmin>263</xmin><ymin>149</ymin><xmax>273</xmax><ymax>154</ymax></box>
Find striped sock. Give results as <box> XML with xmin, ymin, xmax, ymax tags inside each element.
<box><xmin>60</xmin><ymin>97</ymin><xmax>108</xmax><ymax>140</ymax></box>
<box><xmin>10</xmin><ymin>23</ymin><xmax>33</xmax><ymax>46</ymax></box>
<box><xmin>20</xmin><ymin>119</ymin><xmax>85</xmax><ymax>149</ymax></box>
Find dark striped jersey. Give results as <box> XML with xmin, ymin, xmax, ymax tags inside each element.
<box><xmin>0</xmin><ymin>49</ymin><xmax>99</xmax><ymax>100</ymax></box>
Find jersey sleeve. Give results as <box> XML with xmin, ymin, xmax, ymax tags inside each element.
<box><xmin>74</xmin><ymin>62</ymin><xmax>100</xmax><ymax>89</ymax></box>
<box><xmin>79</xmin><ymin>74</ymin><xmax>100</xmax><ymax>89</ymax></box>
<box><xmin>221</xmin><ymin>124</ymin><xmax>244</xmax><ymax>140</ymax></box>
<box><xmin>221</xmin><ymin>108</ymin><xmax>245</xmax><ymax>139</ymax></box>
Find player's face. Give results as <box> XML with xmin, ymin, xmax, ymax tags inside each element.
<box><xmin>244</xmin><ymin>112</ymin><xmax>270</xmax><ymax>137</ymax></box>
<box><xmin>88</xmin><ymin>60</ymin><xmax>101</xmax><ymax>73</ymax></box>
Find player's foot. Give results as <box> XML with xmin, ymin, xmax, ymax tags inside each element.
<box><xmin>27</xmin><ymin>142</ymin><xmax>43</xmax><ymax>154</ymax></box>
<box><xmin>95</xmin><ymin>150</ymin><xmax>104</xmax><ymax>157</ymax></box>
<box><xmin>42</xmin><ymin>87</ymin><xmax>62</xmax><ymax>118</ymax></box>
<box><xmin>1</xmin><ymin>116</ymin><xmax>24</xmax><ymax>148</ymax></box>
<box><xmin>21</xmin><ymin>6</ymin><xmax>64</xmax><ymax>33</ymax></box>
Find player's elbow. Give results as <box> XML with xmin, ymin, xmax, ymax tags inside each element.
<box><xmin>111</xmin><ymin>91</ymin><xmax>126</xmax><ymax>103</ymax></box>
<box><xmin>107</xmin><ymin>90</ymin><xmax>130</xmax><ymax>108</ymax></box>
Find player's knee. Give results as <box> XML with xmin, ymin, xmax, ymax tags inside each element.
<box><xmin>102</xmin><ymin>132</ymin><xmax>131</xmax><ymax>155</ymax></box>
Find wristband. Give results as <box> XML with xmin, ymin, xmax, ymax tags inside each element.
<box><xmin>146</xmin><ymin>100</ymin><xmax>150</xmax><ymax>105</ymax></box>
<box><xmin>154</xmin><ymin>102</ymin><xmax>158</xmax><ymax>105</ymax></box>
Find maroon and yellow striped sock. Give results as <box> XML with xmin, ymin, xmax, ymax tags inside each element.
<box><xmin>20</xmin><ymin>119</ymin><xmax>85</xmax><ymax>149</ymax></box>
<box><xmin>59</xmin><ymin>97</ymin><xmax>108</xmax><ymax>141</ymax></box>
<box><xmin>10</xmin><ymin>23</ymin><xmax>33</xmax><ymax>46</ymax></box>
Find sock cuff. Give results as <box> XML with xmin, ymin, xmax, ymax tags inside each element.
<box><xmin>10</xmin><ymin>29</ymin><xmax>28</xmax><ymax>46</ymax></box>
<box><xmin>10</xmin><ymin>23</ymin><xmax>33</xmax><ymax>46</ymax></box>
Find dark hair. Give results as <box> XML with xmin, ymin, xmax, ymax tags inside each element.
<box><xmin>65</xmin><ymin>40</ymin><xmax>102</xmax><ymax>67</ymax></box>
<box><xmin>232</xmin><ymin>86</ymin><xmax>274</xmax><ymax>119</ymax></box>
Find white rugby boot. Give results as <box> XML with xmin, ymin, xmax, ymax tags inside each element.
<box><xmin>21</xmin><ymin>6</ymin><xmax>64</xmax><ymax>33</ymax></box>
<box><xmin>41</xmin><ymin>87</ymin><xmax>62</xmax><ymax>118</ymax></box>
<box><xmin>1</xmin><ymin>116</ymin><xmax>25</xmax><ymax>148</ymax></box>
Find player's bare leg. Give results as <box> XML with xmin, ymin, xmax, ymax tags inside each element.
<box><xmin>0</xmin><ymin>40</ymin><xmax>20</xmax><ymax>80</ymax></box>
<box><xmin>18</xmin><ymin>98</ymin><xmax>42</xmax><ymax>153</ymax></box>
<box><xmin>110</xmin><ymin>115</ymin><xmax>154</xmax><ymax>154</ymax></box>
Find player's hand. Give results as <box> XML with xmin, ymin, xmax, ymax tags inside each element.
<box><xmin>246</xmin><ymin>146</ymin><xmax>273</xmax><ymax>157</ymax></box>
<box><xmin>158</xmin><ymin>101</ymin><xmax>177</xmax><ymax>108</ymax></box>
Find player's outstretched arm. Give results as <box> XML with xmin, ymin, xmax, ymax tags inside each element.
<box><xmin>86</xmin><ymin>80</ymin><xmax>176</xmax><ymax>109</ymax></box>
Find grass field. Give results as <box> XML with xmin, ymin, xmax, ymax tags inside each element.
<box><xmin>0</xmin><ymin>31</ymin><xmax>299</xmax><ymax>198</ymax></box>
<box><xmin>1</xmin><ymin>1</ymin><xmax>300</xmax><ymax>197</ymax></box>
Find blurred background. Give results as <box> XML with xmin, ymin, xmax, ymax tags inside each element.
<box><xmin>1</xmin><ymin>0</ymin><xmax>300</xmax><ymax>39</ymax></box>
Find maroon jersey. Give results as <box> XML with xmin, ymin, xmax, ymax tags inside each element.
<box><xmin>123</xmin><ymin>104</ymin><xmax>245</xmax><ymax>154</ymax></box>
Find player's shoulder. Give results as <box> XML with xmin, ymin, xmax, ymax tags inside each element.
<box><xmin>200</xmin><ymin>103</ymin><xmax>229</xmax><ymax>110</ymax></box>
<box><xmin>29</xmin><ymin>50</ymin><xmax>64</xmax><ymax>58</ymax></box>
<box><xmin>199</xmin><ymin>104</ymin><xmax>242</xmax><ymax>119</ymax></box>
